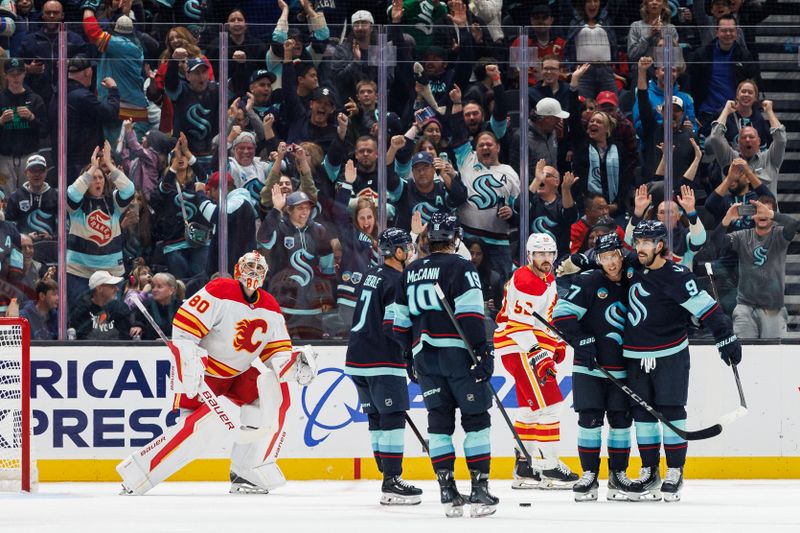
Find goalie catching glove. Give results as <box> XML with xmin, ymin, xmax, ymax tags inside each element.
<box><xmin>292</xmin><ymin>345</ymin><xmax>318</xmax><ymax>385</ymax></box>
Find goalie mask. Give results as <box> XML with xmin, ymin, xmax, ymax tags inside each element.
<box><xmin>235</xmin><ymin>251</ymin><xmax>268</xmax><ymax>291</ymax></box>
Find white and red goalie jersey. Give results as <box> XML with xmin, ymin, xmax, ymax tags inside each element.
<box><xmin>172</xmin><ymin>278</ymin><xmax>295</xmax><ymax>379</ymax></box>
<box><xmin>493</xmin><ymin>266</ymin><xmax>565</xmax><ymax>357</ymax></box>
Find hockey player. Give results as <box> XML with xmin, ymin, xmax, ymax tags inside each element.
<box><xmin>494</xmin><ymin>233</ymin><xmax>578</xmax><ymax>490</ymax></box>
<box><xmin>619</xmin><ymin>220</ymin><xmax>741</xmax><ymax>502</ymax></box>
<box><xmin>116</xmin><ymin>251</ymin><xmax>318</xmax><ymax>495</ymax></box>
<box><xmin>344</xmin><ymin>227</ymin><xmax>423</xmax><ymax>505</ymax></box>
<box><xmin>552</xmin><ymin>233</ymin><xmax>638</xmax><ymax>502</ymax></box>
<box><xmin>394</xmin><ymin>211</ymin><xmax>499</xmax><ymax>518</ymax></box>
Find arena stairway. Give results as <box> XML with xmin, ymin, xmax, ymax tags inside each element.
<box><xmin>755</xmin><ymin>0</ymin><xmax>800</xmax><ymax>335</ymax></box>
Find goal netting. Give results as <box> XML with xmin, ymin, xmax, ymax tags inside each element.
<box><xmin>0</xmin><ymin>318</ymin><xmax>35</xmax><ymax>492</ymax></box>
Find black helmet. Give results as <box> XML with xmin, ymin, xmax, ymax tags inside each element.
<box><xmin>427</xmin><ymin>211</ymin><xmax>461</xmax><ymax>244</ymax></box>
<box><xmin>594</xmin><ymin>232</ymin><xmax>623</xmax><ymax>254</ymax></box>
<box><xmin>378</xmin><ymin>227</ymin><xmax>412</xmax><ymax>257</ymax></box>
<box><xmin>632</xmin><ymin>219</ymin><xmax>668</xmax><ymax>243</ymax></box>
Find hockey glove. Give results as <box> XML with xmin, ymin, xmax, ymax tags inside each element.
<box><xmin>404</xmin><ymin>351</ymin><xmax>417</xmax><ymax>384</ymax></box>
<box><xmin>293</xmin><ymin>345</ymin><xmax>319</xmax><ymax>386</ymax></box>
<box><xmin>470</xmin><ymin>344</ymin><xmax>494</xmax><ymax>382</ymax></box>
<box><xmin>573</xmin><ymin>335</ymin><xmax>597</xmax><ymax>370</ymax></box>
<box><xmin>81</xmin><ymin>0</ymin><xmax>102</xmax><ymax>12</ymax></box>
<box><xmin>553</xmin><ymin>342</ymin><xmax>567</xmax><ymax>364</ymax></box>
<box><xmin>528</xmin><ymin>347</ymin><xmax>556</xmax><ymax>385</ymax></box>
<box><xmin>716</xmin><ymin>334</ymin><xmax>742</xmax><ymax>366</ymax></box>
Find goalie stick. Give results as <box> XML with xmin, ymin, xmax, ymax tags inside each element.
<box><xmin>532</xmin><ymin>311</ymin><xmax>724</xmax><ymax>441</ymax></box>
<box><xmin>433</xmin><ymin>283</ymin><xmax>534</xmax><ymax>464</ymax></box>
<box><xmin>704</xmin><ymin>262</ymin><xmax>749</xmax><ymax>425</ymax></box>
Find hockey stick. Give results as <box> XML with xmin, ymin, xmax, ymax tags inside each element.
<box><xmin>405</xmin><ymin>414</ymin><xmax>430</xmax><ymax>455</ymax></box>
<box><xmin>131</xmin><ymin>295</ymin><xmax>239</xmax><ymax>436</ymax></box>
<box><xmin>704</xmin><ymin>263</ymin><xmax>749</xmax><ymax>424</ymax></box>
<box><xmin>432</xmin><ymin>283</ymin><xmax>534</xmax><ymax>464</ymax></box>
<box><xmin>532</xmin><ymin>311</ymin><xmax>723</xmax><ymax>441</ymax></box>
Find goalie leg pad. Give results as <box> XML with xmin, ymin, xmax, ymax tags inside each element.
<box><xmin>230</xmin><ymin>369</ymin><xmax>291</xmax><ymax>491</ymax></box>
<box><xmin>116</xmin><ymin>403</ymin><xmax>229</xmax><ymax>495</ymax></box>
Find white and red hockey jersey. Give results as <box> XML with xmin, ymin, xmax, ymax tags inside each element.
<box><xmin>172</xmin><ymin>278</ymin><xmax>294</xmax><ymax>378</ymax></box>
<box><xmin>493</xmin><ymin>266</ymin><xmax>564</xmax><ymax>356</ymax></box>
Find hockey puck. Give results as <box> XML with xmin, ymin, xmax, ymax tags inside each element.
<box><xmin>519</xmin><ymin>502</ymin><xmax>532</xmax><ymax>507</ymax></box>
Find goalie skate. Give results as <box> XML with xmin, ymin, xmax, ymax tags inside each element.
<box><xmin>229</xmin><ymin>472</ymin><xmax>269</xmax><ymax>494</ymax></box>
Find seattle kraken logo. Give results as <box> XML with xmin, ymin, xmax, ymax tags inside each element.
<box><xmin>604</xmin><ymin>302</ymin><xmax>627</xmax><ymax>345</ymax></box>
<box><xmin>412</xmin><ymin>201</ymin><xmax>444</xmax><ymax>223</ymax></box>
<box><xmin>186</xmin><ymin>104</ymin><xmax>211</xmax><ymax>141</ymax></box>
<box><xmin>531</xmin><ymin>216</ymin><xmax>558</xmax><ymax>243</ymax></box>
<box><xmin>627</xmin><ymin>283</ymin><xmax>650</xmax><ymax>327</ymax></box>
<box><xmin>289</xmin><ymin>249</ymin><xmax>315</xmax><ymax>286</ymax></box>
<box><xmin>753</xmin><ymin>246</ymin><xmax>768</xmax><ymax>266</ymax></box>
<box><xmin>469</xmin><ymin>173</ymin><xmax>503</xmax><ymax>209</ymax></box>
<box><xmin>174</xmin><ymin>193</ymin><xmax>197</xmax><ymax>219</ymax></box>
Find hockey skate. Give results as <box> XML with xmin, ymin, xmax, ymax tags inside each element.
<box><xmin>627</xmin><ymin>466</ymin><xmax>662</xmax><ymax>502</ymax></box>
<box><xmin>540</xmin><ymin>461</ymin><xmax>579</xmax><ymax>489</ymax></box>
<box><xmin>512</xmin><ymin>448</ymin><xmax>541</xmax><ymax>489</ymax></box>
<box><xmin>436</xmin><ymin>470</ymin><xmax>467</xmax><ymax>518</ymax></box>
<box><xmin>468</xmin><ymin>470</ymin><xmax>499</xmax><ymax>518</ymax></box>
<box><xmin>229</xmin><ymin>472</ymin><xmax>269</xmax><ymax>494</ymax></box>
<box><xmin>572</xmin><ymin>471</ymin><xmax>598</xmax><ymax>502</ymax></box>
<box><xmin>661</xmin><ymin>467</ymin><xmax>684</xmax><ymax>502</ymax></box>
<box><xmin>607</xmin><ymin>470</ymin><xmax>642</xmax><ymax>501</ymax></box>
<box><xmin>380</xmin><ymin>476</ymin><xmax>422</xmax><ymax>505</ymax></box>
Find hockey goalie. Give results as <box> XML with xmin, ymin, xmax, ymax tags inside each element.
<box><xmin>116</xmin><ymin>251</ymin><xmax>318</xmax><ymax>495</ymax></box>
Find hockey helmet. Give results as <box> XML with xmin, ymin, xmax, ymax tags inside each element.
<box><xmin>234</xmin><ymin>250</ymin><xmax>268</xmax><ymax>291</ymax></box>
<box><xmin>526</xmin><ymin>233</ymin><xmax>557</xmax><ymax>254</ymax></box>
<box><xmin>378</xmin><ymin>227</ymin><xmax>413</xmax><ymax>257</ymax></box>
<box><xmin>428</xmin><ymin>211</ymin><xmax>462</xmax><ymax>244</ymax></box>
<box><xmin>594</xmin><ymin>232</ymin><xmax>623</xmax><ymax>254</ymax></box>
<box><xmin>632</xmin><ymin>219</ymin><xmax>668</xmax><ymax>243</ymax></box>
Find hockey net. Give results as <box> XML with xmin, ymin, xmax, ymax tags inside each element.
<box><xmin>0</xmin><ymin>318</ymin><xmax>35</xmax><ymax>492</ymax></box>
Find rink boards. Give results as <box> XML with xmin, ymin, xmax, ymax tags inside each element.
<box><xmin>20</xmin><ymin>343</ymin><xmax>800</xmax><ymax>481</ymax></box>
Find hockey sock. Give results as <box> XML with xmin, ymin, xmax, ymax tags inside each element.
<box><xmin>378</xmin><ymin>429</ymin><xmax>405</xmax><ymax>477</ymax></box>
<box><xmin>429</xmin><ymin>433</ymin><xmax>456</xmax><ymax>472</ymax></box>
<box><xmin>607</xmin><ymin>427</ymin><xmax>632</xmax><ymax>472</ymax></box>
<box><xmin>577</xmin><ymin>425</ymin><xmax>602</xmax><ymax>472</ymax></box>
<box><xmin>463</xmin><ymin>428</ymin><xmax>491</xmax><ymax>474</ymax></box>
<box><xmin>634</xmin><ymin>421</ymin><xmax>662</xmax><ymax>467</ymax></box>
<box><xmin>368</xmin><ymin>413</ymin><xmax>383</xmax><ymax>473</ymax></box>
<box><xmin>662</xmin><ymin>420</ymin><xmax>688</xmax><ymax>468</ymax></box>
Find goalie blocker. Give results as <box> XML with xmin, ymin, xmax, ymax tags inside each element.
<box><xmin>116</xmin><ymin>251</ymin><xmax>319</xmax><ymax>495</ymax></box>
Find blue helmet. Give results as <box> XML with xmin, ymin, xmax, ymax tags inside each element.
<box><xmin>378</xmin><ymin>227</ymin><xmax>412</xmax><ymax>257</ymax></box>
<box><xmin>633</xmin><ymin>219</ymin><xmax>668</xmax><ymax>243</ymax></box>
<box><xmin>428</xmin><ymin>211</ymin><xmax>461</xmax><ymax>244</ymax></box>
<box><xmin>594</xmin><ymin>232</ymin><xmax>623</xmax><ymax>254</ymax></box>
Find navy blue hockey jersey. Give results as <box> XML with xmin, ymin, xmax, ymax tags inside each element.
<box><xmin>622</xmin><ymin>256</ymin><xmax>732</xmax><ymax>359</ymax></box>
<box><xmin>344</xmin><ymin>265</ymin><xmax>406</xmax><ymax>377</ymax></box>
<box><xmin>552</xmin><ymin>270</ymin><xmax>628</xmax><ymax>378</ymax></box>
<box><xmin>393</xmin><ymin>252</ymin><xmax>486</xmax><ymax>356</ymax></box>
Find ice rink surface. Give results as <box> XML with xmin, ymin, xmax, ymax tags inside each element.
<box><xmin>2</xmin><ymin>480</ymin><xmax>799</xmax><ymax>533</ymax></box>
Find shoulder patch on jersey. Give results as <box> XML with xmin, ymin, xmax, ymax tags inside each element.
<box><xmin>513</xmin><ymin>266</ymin><xmax>550</xmax><ymax>296</ymax></box>
<box><xmin>597</xmin><ymin>287</ymin><xmax>608</xmax><ymax>299</ymax></box>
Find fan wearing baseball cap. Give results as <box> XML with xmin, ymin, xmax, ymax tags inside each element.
<box><xmin>69</xmin><ymin>269</ymin><xmax>137</xmax><ymax>340</ymax></box>
<box><xmin>568</xmin><ymin>64</ymin><xmax>635</xmax><ymax>221</ymax></box>
<box><xmin>4</xmin><ymin>154</ymin><xmax>59</xmax><ymax>241</ymax></box>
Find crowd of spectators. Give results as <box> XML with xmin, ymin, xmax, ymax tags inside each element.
<box><xmin>0</xmin><ymin>0</ymin><xmax>794</xmax><ymax>341</ymax></box>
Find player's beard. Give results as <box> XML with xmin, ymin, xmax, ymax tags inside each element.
<box><xmin>637</xmin><ymin>248</ymin><xmax>656</xmax><ymax>267</ymax></box>
<box><xmin>531</xmin><ymin>259</ymin><xmax>552</xmax><ymax>276</ymax></box>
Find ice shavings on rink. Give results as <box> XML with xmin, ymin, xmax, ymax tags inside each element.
<box><xmin>2</xmin><ymin>480</ymin><xmax>799</xmax><ymax>533</ymax></box>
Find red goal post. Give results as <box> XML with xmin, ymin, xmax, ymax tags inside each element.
<box><xmin>0</xmin><ymin>317</ymin><xmax>33</xmax><ymax>492</ymax></box>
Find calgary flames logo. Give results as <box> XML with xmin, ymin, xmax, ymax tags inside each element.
<box><xmin>233</xmin><ymin>318</ymin><xmax>269</xmax><ymax>352</ymax></box>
